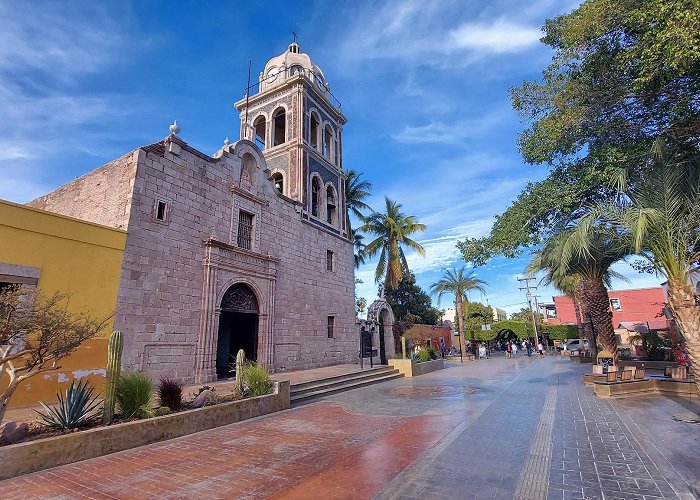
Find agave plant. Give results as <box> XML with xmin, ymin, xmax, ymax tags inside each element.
<box><xmin>36</xmin><ymin>379</ymin><xmax>101</xmax><ymax>430</ymax></box>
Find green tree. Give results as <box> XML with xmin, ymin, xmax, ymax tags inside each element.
<box><xmin>578</xmin><ymin>141</ymin><xmax>700</xmax><ymax>390</ymax></box>
<box><xmin>539</xmin><ymin>225</ymin><xmax>631</xmax><ymax>365</ymax></box>
<box><xmin>430</xmin><ymin>268</ymin><xmax>487</xmax><ymax>355</ymax></box>
<box><xmin>0</xmin><ymin>287</ymin><xmax>112</xmax><ymax>424</ymax></box>
<box><xmin>361</xmin><ymin>197</ymin><xmax>427</xmax><ymax>290</ymax></box>
<box><xmin>509</xmin><ymin>307</ymin><xmax>542</xmax><ymax>323</ymax></box>
<box><xmin>458</xmin><ymin>0</ymin><xmax>700</xmax><ymax>266</ymax></box>
<box><xmin>385</xmin><ymin>273</ymin><xmax>440</xmax><ymax>325</ymax></box>
<box><xmin>356</xmin><ymin>297</ymin><xmax>368</xmax><ymax>316</ymax></box>
<box><xmin>344</xmin><ymin>170</ymin><xmax>372</xmax><ymax>238</ymax></box>
<box><xmin>351</xmin><ymin>229</ymin><xmax>366</xmax><ymax>269</ymax></box>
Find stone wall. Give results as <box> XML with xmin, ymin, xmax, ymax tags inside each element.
<box><xmin>113</xmin><ymin>136</ymin><xmax>358</xmax><ymax>382</ymax></box>
<box><xmin>27</xmin><ymin>150</ymin><xmax>138</xmax><ymax>229</ymax></box>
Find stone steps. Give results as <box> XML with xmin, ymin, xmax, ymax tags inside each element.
<box><xmin>290</xmin><ymin>366</ymin><xmax>403</xmax><ymax>404</ymax></box>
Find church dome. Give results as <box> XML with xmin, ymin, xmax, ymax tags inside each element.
<box><xmin>259</xmin><ymin>42</ymin><xmax>328</xmax><ymax>95</ymax></box>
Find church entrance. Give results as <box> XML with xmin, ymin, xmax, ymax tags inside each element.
<box><xmin>216</xmin><ymin>283</ymin><xmax>259</xmax><ymax>378</ymax></box>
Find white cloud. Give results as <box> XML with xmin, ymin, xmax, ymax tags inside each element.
<box><xmin>0</xmin><ymin>3</ymin><xmax>128</xmax><ymax>80</ymax></box>
<box><xmin>332</xmin><ymin>1</ymin><xmax>545</xmax><ymax>68</ymax></box>
<box><xmin>391</xmin><ymin>108</ymin><xmax>508</xmax><ymax>144</ymax></box>
<box><xmin>449</xmin><ymin>20</ymin><xmax>541</xmax><ymax>54</ymax></box>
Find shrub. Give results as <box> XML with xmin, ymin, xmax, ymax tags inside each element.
<box><xmin>240</xmin><ymin>363</ymin><xmax>272</xmax><ymax>397</ymax></box>
<box><xmin>417</xmin><ymin>349</ymin><xmax>431</xmax><ymax>362</ymax></box>
<box><xmin>36</xmin><ymin>379</ymin><xmax>101</xmax><ymax>430</ymax></box>
<box><xmin>153</xmin><ymin>406</ymin><xmax>172</xmax><ymax>417</ymax></box>
<box><xmin>158</xmin><ymin>378</ymin><xmax>183</xmax><ymax>411</ymax></box>
<box><xmin>426</xmin><ymin>347</ymin><xmax>438</xmax><ymax>360</ymax></box>
<box><xmin>117</xmin><ymin>372</ymin><xmax>153</xmax><ymax>419</ymax></box>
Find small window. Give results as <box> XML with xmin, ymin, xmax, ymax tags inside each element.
<box><xmin>426</xmin><ymin>339</ymin><xmax>431</xmax><ymax>348</ymax></box>
<box><xmin>272</xmin><ymin>108</ymin><xmax>286</xmax><ymax>147</ymax></box>
<box><xmin>271</xmin><ymin>172</ymin><xmax>283</xmax><ymax>194</ymax></box>
<box><xmin>311</xmin><ymin>177</ymin><xmax>321</xmax><ymax>217</ymax></box>
<box><xmin>327</xmin><ymin>316</ymin><xmax>335</xmax><ymax>339</ymax></box>
<box><xmin>326</xmin><ymin>250</ymin><xmax>334</xmax><ymax>271</ymax></box>
<box><xmin>253</xmin><ymin>116</ymin><xmax>266</xmax><ymax>150</ymax></box>
<box><xmin>237</xmin><ymin>211</ymin><xmax>254</xmax><ymax>250</ymax></box>
<box><xmin>323</xmin><ymin>125</ymin><xmax>333</xmax><ymax>160</ymax></box>
<box><xmin>155</xmin><ymin>201</ymin><xmax>167</xmax><ymax>221</ymax></box>
<box><xmin>310</xmin><ymin>113</ymin><xmax>320</xmax><ymax>149</ymax></box>
<box><xmin>326</xmin><ymin>186</ymin><xmax>336</xmax><ymax>225</ymax></box>
<box><xmin>610</xmin><ymin>298</ymin><xmax>622</xmax><ymax>311</ymax></box>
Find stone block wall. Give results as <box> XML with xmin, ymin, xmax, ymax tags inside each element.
<box><xmin>27</xmin><ymin>151</ymin><xmax>138</xmax><ymax>229</ymax></box>
<box><xmin>113</xmin><ymin>137</ymin><xmax>357</xmax><ymax>381</ymax></box>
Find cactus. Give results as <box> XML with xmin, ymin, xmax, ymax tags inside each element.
<box><xmin>103</xmin><ymin>330</ymin><xmax>123</xmax><ymax>424</ymax></box>
<box><xmin>235</xmin><ymin>349</ymin><xmax>246</xmax><ymax>393</ymax></box>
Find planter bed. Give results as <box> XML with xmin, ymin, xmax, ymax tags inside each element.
<box><xmin>593</xmin><ymin>377</ymin><xmax>697</xmax><ymax>399</ymax></box>
<box><xmin>0</xmin><ymin>380</ymin><xmax>290</xmax><ymax>480</ymax></box>
<box><xmin>388</xmin><ymin>358</ymin><xmax>444</xmax><ymax>377</ymax></box>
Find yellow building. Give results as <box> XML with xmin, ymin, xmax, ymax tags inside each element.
<box><xmin>0</xmin><ymin>199</ymin><xmax>126</xmax><ymax>407</ymax></box>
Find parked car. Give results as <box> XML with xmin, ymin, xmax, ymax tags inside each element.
<box><xmin>562</xmin><ymin>339</ymin><xmax>588</xmax><ymax>353</ymax></box>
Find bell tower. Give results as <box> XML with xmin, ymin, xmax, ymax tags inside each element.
<box><xmin>234</xmin><ymin>42</ymin><xmax>348</xmax><ymax>237</ymax></box>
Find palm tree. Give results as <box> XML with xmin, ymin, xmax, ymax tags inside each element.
<box><xmin>542</xmin><ymin>225</ymin><xmax>631</xmax><ymax>365</ymax></box>
<box><xmin>344</xmin><ymin>170</ymin><xmax>372</xmax><ymax>237</ymax></box>
<box><xmin>615</xmin><ymin>142</ymin><xmax>700</xmax><ymax>392</ymax></box>
<box><xmin>430</xmin><ymin>268</ymin><xmax>487</xmax><ymax>356</ymax></box>
<box><xmin>351</xmin><ymin>229</ymin><xmax>366</xmax><ymax>269</ymax></box>
<box><xmin>527</xmin><ymin>252</ymin><xmax>597</xmax><ymax>358</ymax></box>
<box><xmin>361</xmin><ymin>197</ymin><xmax>427</xmax><ymax>290</ymax></box>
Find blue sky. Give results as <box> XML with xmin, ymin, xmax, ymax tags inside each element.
<box><xmin>0</xmin><ymin>0</ymin><xmax>664</xmax><ymax>316</ymax></box>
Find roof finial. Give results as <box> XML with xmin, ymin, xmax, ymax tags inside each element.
<box><xmin>169</xmin><ymin>120</ymin><xmax>180</xmax><ymax>136</ymax></box>
<box><xmin>223</xmin><ymin>137</ymin><xmax>230</xmax><ymax>146</ymax></box>
<box><xmin>292</xmin><ymin>31</ymin><xmax>298</xmax><ymax>43</ymax></box>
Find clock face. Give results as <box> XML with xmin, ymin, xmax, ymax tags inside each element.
<box><xmin>267</xmin><ymin>67</ymin><xmax>279</xmax><ymax>82</ymax></box>
<box><xmin>315</xmin><ymin>75</ymin><xmax>324</xmax><ymax>90</ymax></box>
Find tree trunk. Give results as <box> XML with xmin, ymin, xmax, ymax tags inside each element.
<box><xmin>580</xmin><ymin>277</ymin><xmax>618</xmax><ymax>366</ymax></box>
<box><xmin>574</xmin><ymin>280</ymin><xmax>597</xmax><ymax>360</ymax></box>
<box><xmin>455</xmin><ymin>296</ymin><xmax>467</xmax><ymax>356</ymax></box>
<box><xmin>666</xmin><ymin>280</ymin><xmax>700</xmax><ymax>396</ymax></box>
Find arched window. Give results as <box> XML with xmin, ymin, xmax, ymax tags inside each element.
<box><xmin>253</xmin><ymin>116</ymin><xmax>266</xmax><ymax>150</ymax></box>
<box><xmin>310</xmin><ymin>112</ymin><xmax>320</xmax><ymax>150</ymax></box>
<box><xmin>323</xmin><ymin>125</ymin><xmax>333</xmax><ymax>160</ymax></box>
<box><xmin>311</xmin><ymin>176</ymin><xmax>321</xmax><ymax>217</ymax></box>
<box><xmin>271</xmin><ymin>172</ymin><xmax>283</xmax><ymax>194</ymax></box>
<box><xmin>326</xmin><ymin>185</ymin><xmax>337</xmax><ymax>225</ymax></box>
<box><xmin>272</xmin><ymin>108</ymin><xmax>286</xmax><ymax>147</ymax></box>
<box><xmin>290</xmin><ymin>64</ymin><xmax>303</xmax><ymax>75</ymax></box>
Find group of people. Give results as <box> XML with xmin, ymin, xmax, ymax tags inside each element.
<box><xmin>474</xmin><ymin>339</ymin><xmax>548</xmax><ymax>359</ymax></box>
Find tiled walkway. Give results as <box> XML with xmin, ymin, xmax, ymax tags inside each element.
<box><xmin>1</xmin><ymin>357</ymin><xmax>697</xmax><ymax>499</ymax></box>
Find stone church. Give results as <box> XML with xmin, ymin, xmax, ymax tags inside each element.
<box><xmin>29</xmin><ymin>42</ymin><xmax>395</xmax><ymax>383</ymax></box>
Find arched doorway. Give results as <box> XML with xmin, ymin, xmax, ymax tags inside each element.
<box><xmin>216</xmin><ymin>283</ymin><xmax>259</xmax><ymax>378</ymax></box>
<box><xmin>367</xmin><ymin>298</ymin><xmax>396</xmax><ymax>365</ymax></box>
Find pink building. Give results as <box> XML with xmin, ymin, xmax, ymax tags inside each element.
<box><xmin>542</xmin><ymin>287</ymin><xmax>669</xmax><ymax>332</ymax></box>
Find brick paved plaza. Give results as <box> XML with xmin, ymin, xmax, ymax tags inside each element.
<box><xmin>1</xmin><ymin>357</ymin><xmax>698</xmax><ymax>499</ymax></box>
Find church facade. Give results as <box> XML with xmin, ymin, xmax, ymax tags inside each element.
<box><xmin>27</xmin><ymin>43</ymin><xmax>394</xmax><ymax>383</ymax></box>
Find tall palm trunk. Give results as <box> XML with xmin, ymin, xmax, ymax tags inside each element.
<box><xmin>666</xmin><ymin>280</ymin><xmax>700</xmax><ymax>396</ymax></box>
<box><xmin>455</xmin><ymin>295</ymin><xmax>467</xmax><ymax>355</ymax></box>
<box><xmin>580</xmin><ymin>277</ymin><xmax>618</xmax><ymax>366</ymax></box>
<box><xmin>574</xmin><ymin>280</ymin><xmax>597</xmax><ymax>359</ymax></box>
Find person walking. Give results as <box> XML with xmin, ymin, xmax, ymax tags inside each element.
<box><xmin>526</xmin><ymin>340</ymin><xmax>532</xmax><ymax>357</ymax></box>
<box><xmin>511</xmin><ymin>341</ymin><xmax>518</xmax><ymax>357</ymax></box>
<box><xmin>537</xmin><ymin>342</ymin><xmax>544</xmax><ymax>357</ymax></box>
<box><xmin>506</xmin><ymin>341</ymin><xmax>512</xmax><ymax>358</ymax></box>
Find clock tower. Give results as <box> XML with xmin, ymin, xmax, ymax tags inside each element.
<box><xmin>234</xmin><ymin>42</ymin><xmax>348</xmax><ymax>237</ymax></box>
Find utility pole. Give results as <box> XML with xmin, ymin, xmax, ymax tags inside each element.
<box><xmin>518</xmin><ymin>276</ymin><xmax>540</xmax><ymax>349</ymax></box>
